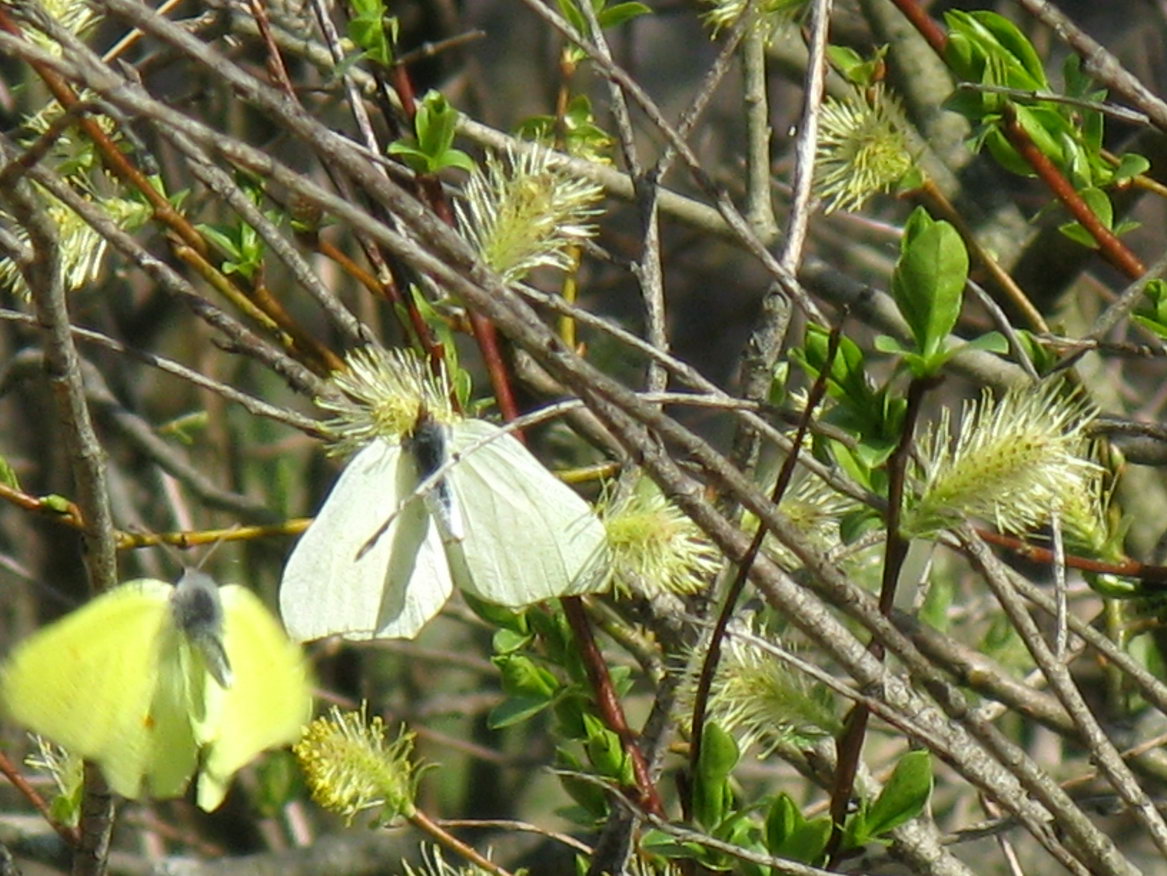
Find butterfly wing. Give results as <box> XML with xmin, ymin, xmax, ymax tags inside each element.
<box><xmin>280</xmin><ymin>439</ymin><xmax>453</xmax><ymax>641</ymax></box>
<box><xmin>446</xmin><ymin>420</ymin><xmax>608</xmax><ymax>606</ymax></box>
<box><xmin>196</xmin><ymin>585</ymin><xmax>312</xmax><ymax>811</ymax></box>
<box><xmin>0</xmin><ymin>580</ymin><xmax>199</xmax><ymax>801</ymax></box>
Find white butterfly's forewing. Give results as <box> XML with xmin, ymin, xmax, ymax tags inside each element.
<box><xmin>279</xmin><ymin>439</ymin><xmax>453</xmax><ymax>641</ymax></box>
<box><xmin>445</xmin><ymin>420</ymin><xmax>607</xmax><ymax>605</ymax></box>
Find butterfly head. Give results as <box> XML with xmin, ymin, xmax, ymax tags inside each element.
<box><xmin>172</xmin><ymin>570</ymin><xmax>233</xmax><ymax>689</ymax></box>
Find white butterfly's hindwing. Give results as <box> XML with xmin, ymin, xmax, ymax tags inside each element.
<box><xmin>280</xmin><ymin>439</ymin><xmax>452</xmax><ymax>641</ymax></box>
<box><xmin>445</xmin><ymin>420</ymin><xmax>608</xmax><ymax>606</ymax></box>
<box><xmin>375</xmin><ymin>445</ymin><xmax>454</xmax><ymax>638</ymax></box>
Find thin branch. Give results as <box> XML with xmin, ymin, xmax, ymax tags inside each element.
<box><xmin>962</xmin><ymin>528</ymin><xmax>1167</xmax><ymax>860</ymax></box>
<box><xmin>0</xmin><ymin>137</ymin><xmax>118</xmax><ymax>876</ymax></box>
<box><xmin>1012</xmin><ymin>0</ymin><xmax>1167</xmax><ymax>135</ymax></box>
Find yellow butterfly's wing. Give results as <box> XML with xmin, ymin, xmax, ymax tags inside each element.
<box><xmin>143</xmin><ymin>619</ymin><xmax>204</xmax><ymax>800</ymax></box>
<box><xmin>196</xmin><ymin>584</ymin><xmax>312</xmax><ymax>811</ymax></box>
<box><xmin>446</xmin><ymin>420</ymin><xmax>608</xmax><ymax>606</ymax></box>
<box><xmin>279</xmin><ymin>438</ymin><xmax>453</xmax><ymax>641</ymax></box>
<box><xmin>0</xmin><ymin>579</ymin><xmax>199</xmax><ymax>801</ymax></box>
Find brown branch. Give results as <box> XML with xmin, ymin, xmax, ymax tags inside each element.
<box><xmin>0</xmin><ymin>749</ymin><xmax>81</xmax><ymax>848</ymax></box>
<box><xmin>688</xmin><ymin>320</ymin><xmax>844</xmax><ymax>819</ymax></box>
<box><xmin>827</xmin><ymin>374</ymin><xmax>940</xmax><ymax>863</ymax></box>
<box><xmin>886</xmin><ymin>0</ymin><xmax>948</xmax><ymax>56</ymax></box>
<box><xmin>1012</xmin><ymin>0</ymin><xmax>1167</xmax><ymax>135</ymax></box>
<box><xmin>0</xmin><ymin>6</ymin><xmax>205</xmax><ymax>254</ymax></box>
<box><xmin>563</xmin><ymin>598</ymin><xmax>664</xmax><ymax>817</ymax></box>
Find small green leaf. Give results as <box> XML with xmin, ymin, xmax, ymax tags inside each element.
<box><xmin>1057</xmin><ymin>186</ymin><xmax>1114</xmax><ymax>248</ymax></box>
<box><xmin>961</xmin><ymin>331</ymin><xmax>1009</xmax><ymax>354</ymax></box>
<box><xmin>494</xmin><ymin>653</ymin><xmax>559</xmax><ymax>698</ymax></box>
<box><xmin>389</xmin><ymin>92</ymin><xmax>475</xmax><ymax>173</ymax></box>
<box><xmin>863</xmin><ymin>750</ymin><xmax>933</xmax><ymax>838</ymax></box>
<box><xmin>767</xmin><ymin>795</ymin><xmax>832</xmax><ymax>866</ymax></box>
<box><xmin>874</xmin><ymin>334</ymin><xmax>911</xmax><ymax>356</ymax></box>
<box><xmin>347</xmin><ymin>0</ymin><xmax>397</xmax><ymax>66</ymax></box>
<box><xmin>693</xmin><ymin>722</ymin><xmax>738</xmax><ymax>829</ymax></box>
<box><xmin>944</xmin><ymin>10</ymin><xmax>1047</xmax><ymax>90</ymax></box>
<box><xmin>827</xmin><ymin>45</ymin><xmax>888</xmax><ymax>88</ymax></box>
<box><xmin>697</xmin><ymin>721</ymin><xmax>739</xmax><ymax>782</ymax></box>
<box><xmin>42</xmin><ymin>494</ymin><xmax>73</xmax><ymax>514</ymax></box>
<box><xmin>0</xmin><ymin>454</ymin><xmax>20</xmax><ymax>489</ymax></box>
<box><xmin>598</xmin><ymin>1</ymin><xmax>650</xmax><ymax>28</ymax></box>
<box><xmin>765</xmin><ymin>793</ymin><xmax>801</xmax><ymax>851</ymax></box>
<box><xmin>1112</xmin><ymin>152</ymin><xmax>1150</xmax><ymax>182</ymax></box>
<box><xmin>1133</xmin><ymin>278</ymin><xmax>1167</xmax><ymax>338</ymax></box>
<box><xmin>973</xmin><ymin>11</ymin><xmax>1047</xmax><ymax>86</ymax></box>
<box><xmin>891</xmin><ymin>208</ymin><xmax>968</xmax><ymax>364</ymax></box>
<box><xmin>582</xmin><ymin>714</ymin><xmax>632</xmax><ymax>783</ymax></box>
<box><xmin>639</xmin><ymin>829</ymin><xmax>690</xmax><ymax>858</ymax></box>
<box><xmin>463</xmin><ymin>591</ymin><xmax>528</xmax><ymax>631</ymax></box>
<box><xmin>488</xmin><ymin>695</ymin><xmax>554</xmax><ymax>728</ymax></box>
<box><xmin>556</xmin><ymin>747</ymin><xmax>610</xmax><ymax>818</ymax></box>
<box><xmin>492</xmin><ymin>627</ymin><xmax>533</xmax><ymax>654</ymax></box>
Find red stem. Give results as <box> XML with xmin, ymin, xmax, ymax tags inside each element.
<box><xmin>886</xmin><ymin>0</ymin><xmax>948</xmax><ymax>56</ymax></box>
<box><xmin>563</xmin><ymin>597</ymin><xmax>665</xmax><ymax>816</ymax></box>
<box><xmin>0</xmin><ymin>749</ymin><xmax>81</xmax><ymax>847</ymax></box>
<box><xmin>1002</xmin><ymin>105</ymin><xmax>1145</xmax><ymax>280</ymax></box>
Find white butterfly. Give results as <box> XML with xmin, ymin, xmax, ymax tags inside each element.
<box><xmin>280</xmin><ymin>414</ymin><xmax>608</xmax><ymax>641</ymax></box>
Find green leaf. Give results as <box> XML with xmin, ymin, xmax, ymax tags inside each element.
<box><xmin>556</xmin><ymin>747</ymin><xmax>610</xmax><ymax>818</ymax></box>
<box><xmin>827</xmin><ymin>45</ymin><xmax>888</xmax><ymax>88</ymax></box>
<box><xmin>874</xmin><ymin>334</ymin><xmax>911</xmax><ymax>356</ymax></box>
<box><xmin>791</xmin><ymin>325</ymin><xmax>872</xmax><ymax>406</ymax></box>
<box><xmin>582</xmin><ymin>714</ymin><xmax>632</xmax><ymax>783</ymax></box>
<box><xmin>961</xmin><ymin>331</ymin><xmax>1009</xmax><ymax>354</ymax></box>
<box><xmin>891</xmin><ymin>208</ymin><xmax>968</xmax><ymax>364</ymax></box>
<box><xmin>944</xmin><ymin>10</ymin><xmax>1047</xmax><ymax>91</ymax></box>
<box><xmin>972</xmin><ymin>11</ymin><xmax>1047</xmax><ymax>86</ymax></box>
<box><xmin>693</xmin><ymin>722</ymin><xmax>738</xmax><ymax>829</ymax></box>
<box><xmin>556</xmin><ymin>0</ymin><xmax>588</xmax><ymax>35</ymax></box>
<box><xmin>1134</xmin><ymin>279</ymin><xmax>1167</xmax><ymax>338</ymax></box>
<box><xmin>863</xmin><ymin>750</ymin><xmax>933</xmax><ymax>839</ymax></box>
<box><xmin>639</xmin><ymin>829</ymin><xmax>690</xmax><ymax>858</ymax></box>
<box><xmin>347</xmin><ymin>0</ymin><xmax>397</xmax><ymax>67</ymax></box>
<box><xmin>598</xmin><ymin>1</ymin><xmax>650</xmax><ymax>28</ymax></box>
<box><xmin>488</xmin><ymin>695</ymin><xmax>555</xmax><ymax>728</ymax></box>
<box><xmin>492</xmin><ymin>627</ymin><xmax>533</xmax><ymax>654</ymax></box>
<box><xmin>494</xmin><ymin>653</ymin><xmax>559</xmax><ymax>699</ymax></box>
<box><xmin>766</xmin><ymin>795</ymin><xmax>832</xmax><ymax>866</ymax></box>
<box><xmin>197</xmin><ymin>225</ymin><xmax>241</xmax><ymax>262</ymax></box>
<box><xmin>1112</xmin><ymin>152</ymin><xmax>1150</xmax><ymax>182</ymax></box>
<box><xmin>42</xmin><ymin>494</ymin><xmax>73</xmax><ymax>514</ymax></box>
<box><xmin>388</xmin><ymin>92</ymin><xmax>475</xmax><ymax>173</ymax></box>
<box><xmin>463</xmin><ymin>591</ymin><xmax>528</xmax><ymax>631</ymax></box>
<box><xmin>697</xmin><ymin>721</ymin><xmax>740</xmax><ymax>782</ymax></box>
<box><xmin>0</xmin><ymin>453</ymin><xmax>20</xmax><ymax>489</ymax></box>
<box><xmin>487</xmin><ymin>695</ymin><xmax>550</xmax><ymax>727</ymax></box>
<box><xmin>1057</xmin><ymin>186</ymin><xmax>1113</xmax><ymax>248</ymax></box>
<box><xmin>765</xmin><ymin>793</ymin><xmax>800</xmax><ymax>851</ymax></box>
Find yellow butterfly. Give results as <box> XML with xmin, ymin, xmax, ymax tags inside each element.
<box><xmin>1</xmin><ymin>571</ymin><xmax>312</xmax><ymax>810</ymax></box>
